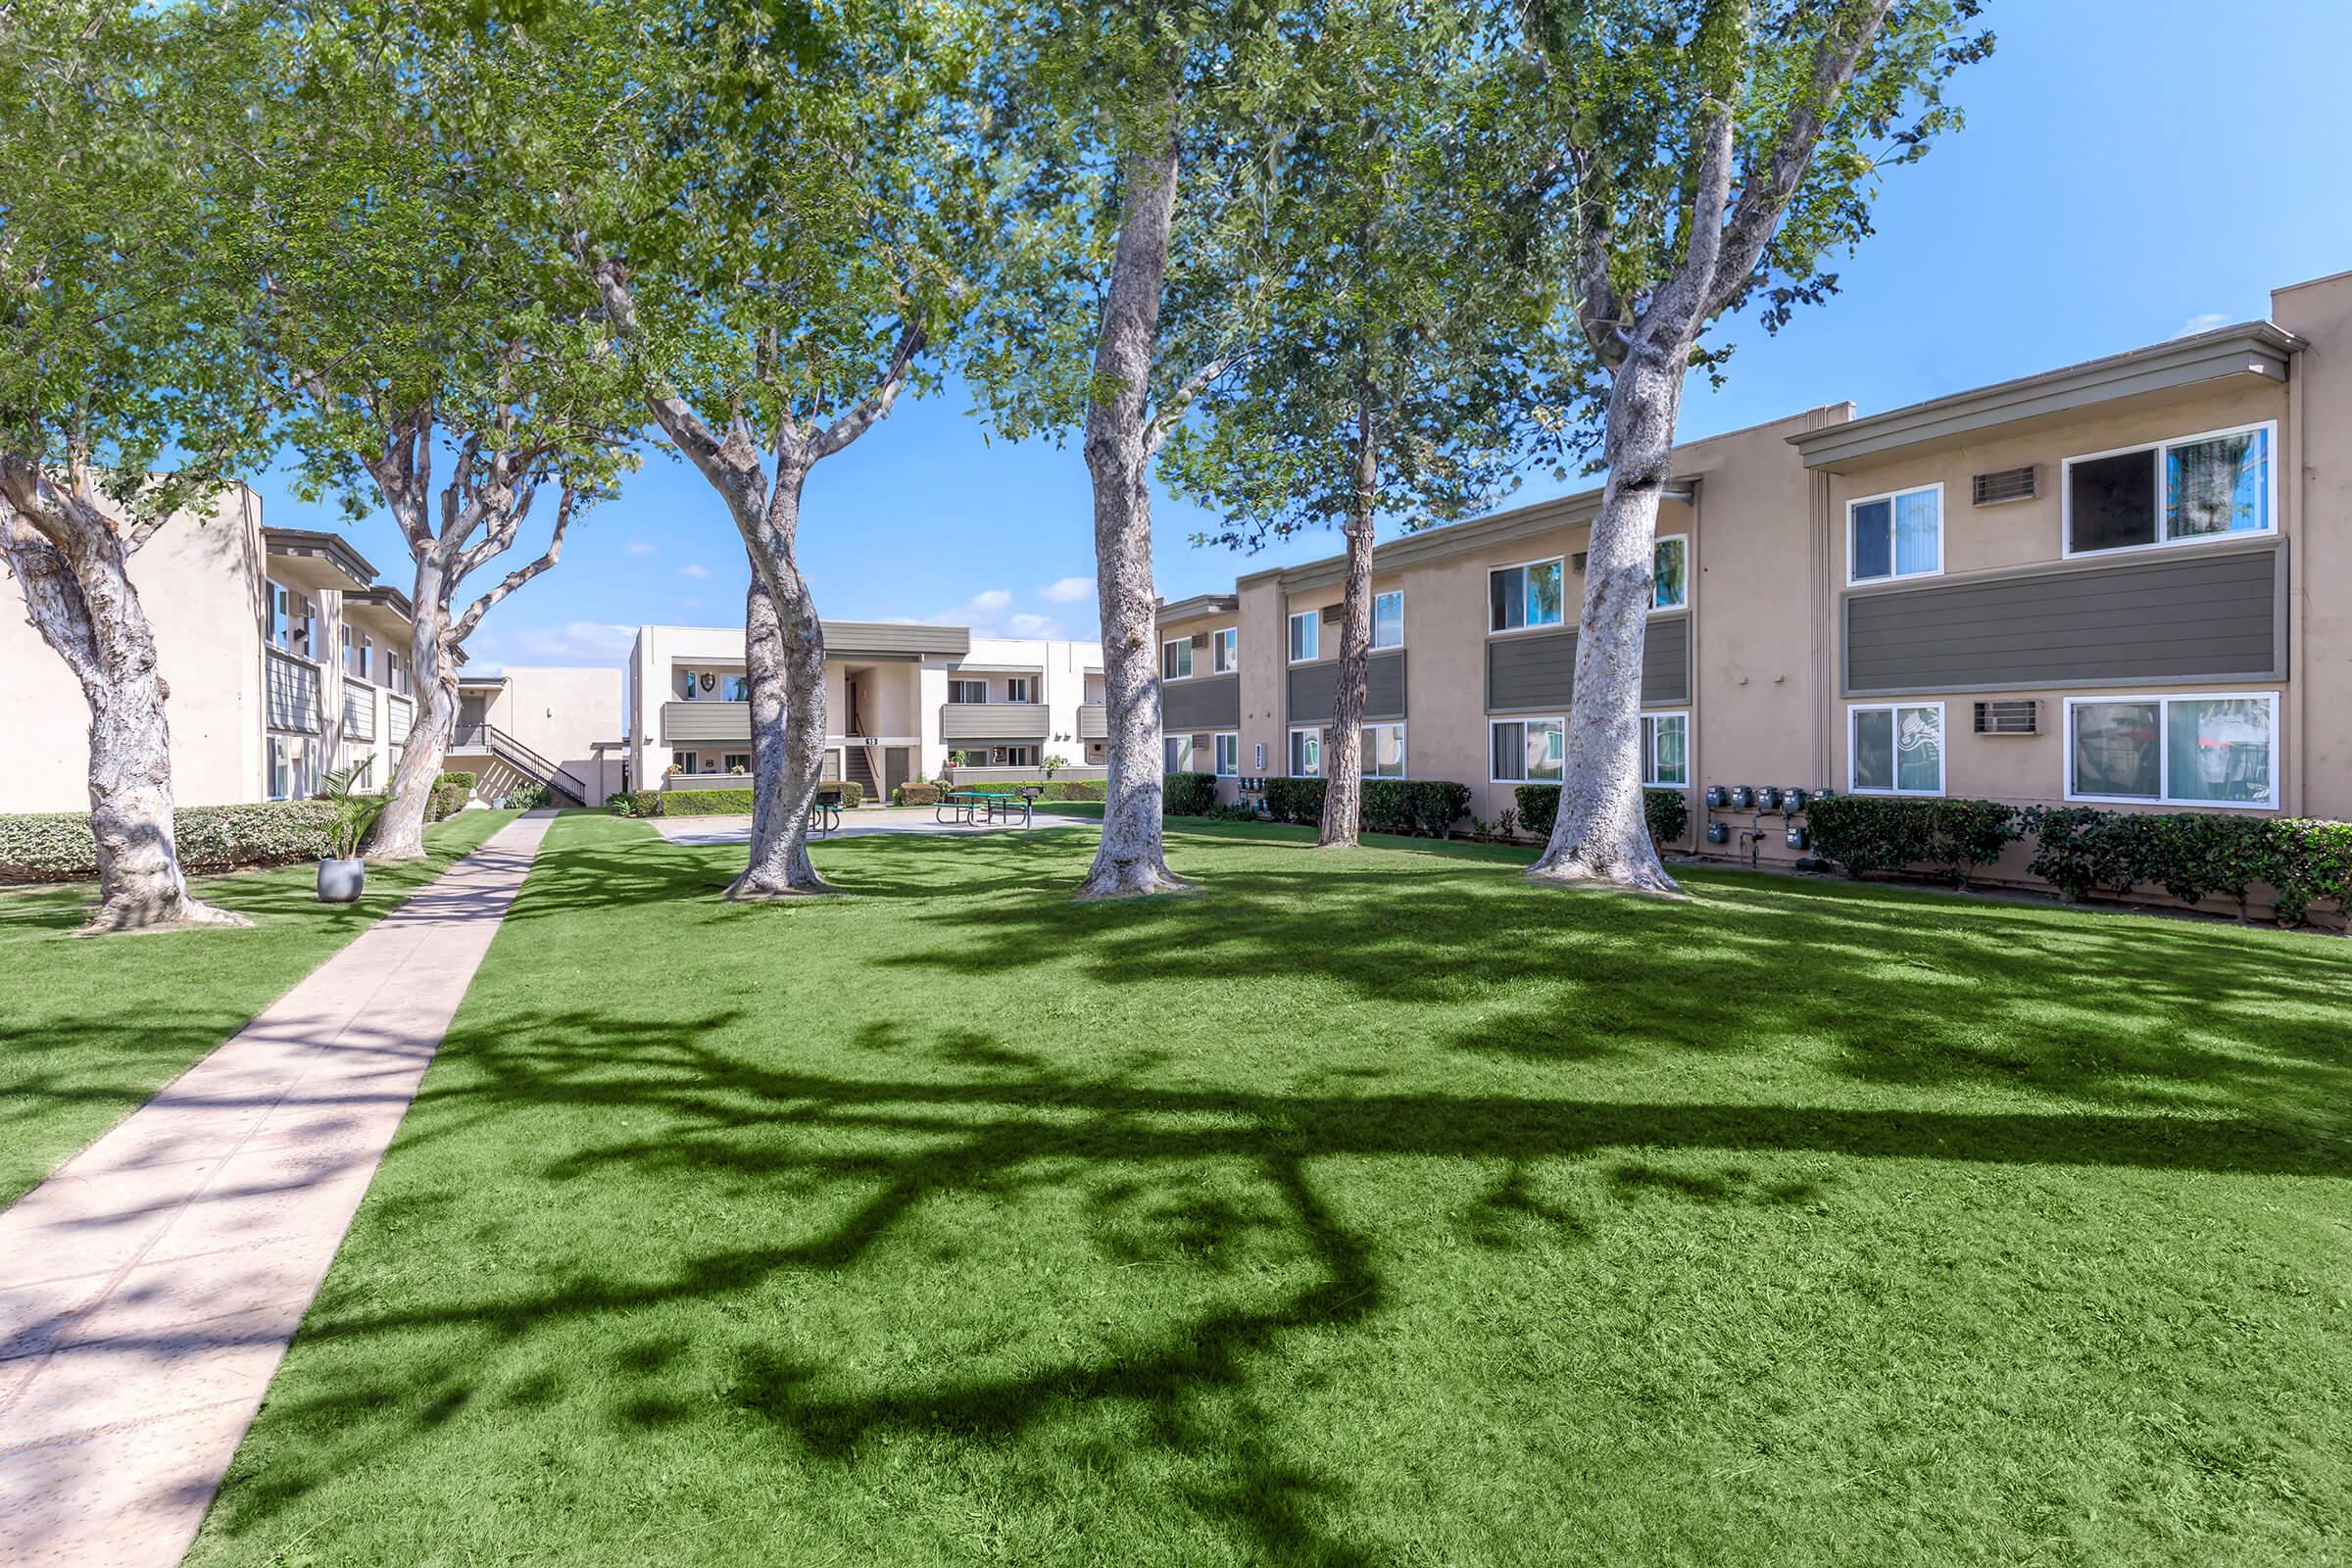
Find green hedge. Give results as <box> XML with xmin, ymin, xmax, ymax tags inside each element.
<box><xmin>1257</xmin><ymin>777</ymin><xmax>1475</xmax><ymax>839</ymax></box>
<box><xmin>661</xmin><ymin>789</ymin><xmax>755</xmax><ymax>816</ymax></box>
<box><xmin>428</xmin><ymin>771</ymin><xmax>477</xmax><ymax>822</ymax></box>
<box><xmin>0</xmin><ymin>800</ymin><xmax>343</xmax><ymax>882</ymax></box>
<box><xmin>1163</xmin><ymin>771</ymin><xmax>1217</xmax><ymax>816</ymax></box>
<box><xmin>1805</xmin><ymin>796</ymin><xmax>2025</xmax><ymax>885</ymax></box>
<box><xmin>500</xmin><ymin>781</ymin><xmax>550</xmax><ymax>810</ymax></box>
<box><xmin>1514</xmin><ymin>785</ymin><xmax>1690</xmax><ymax>849</ymax></box>
<box><xmin>2025</xmin><ymin>806</ymin><xmax>2352</xmax><ymax>923</ymax></box>
<box><xmin>1260</xmin><ymin>777</ymin><xmax>1323</xmax><ymax>825</ymax></box>
<box><xmin>1036</xmin><ymin>780</ymin><xmax>1106</xmax><ymax>802</ymax></box>
<box><xmin>895</xmin><ymin>781</ymin><xmax>945</xmax><ymax>808</ymax></box>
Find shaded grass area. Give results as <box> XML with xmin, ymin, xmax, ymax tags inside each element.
<box><xmin>192</xmin><ymin>813</ymin><xmax>2351</xmax><ymax>1567</ymax></box>
<box><xmin>0</xmin><ymin>809</ymin><xmax>518</xmax><ymax>1204</ymax></box>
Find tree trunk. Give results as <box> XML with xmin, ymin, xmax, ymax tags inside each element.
<box><xmin>1</xmin><ymin>506</ymin><xmax>248</xmax><ymax>932</ymax></box>
<box><xmin>1528</xmin><ymin>338</ymin><xmax>1686</xmax><ymax>895</ymax></box>
<box><xmin>1077</xmin><ymin>111</ymin><xmax>1190</xmax><ymax>901</ymax></box>
<box><xmin>731</xmin><ymin>553</ymin><xmax>832</xmax><ymax>898</ymax></box>
<box><xmin>1318</xmin><ymin>398</ymin><xmax>1380</xmax><ymax>850</ymax></box>
<box><xmin>728</xmin><ymin>469</ymin><xmax>835</xmax><ymax>899</ymax></box>
<box><xmin>369</xmin><ymin>554</ymin><xmax>456</xmax><ymax>862</ymax></box>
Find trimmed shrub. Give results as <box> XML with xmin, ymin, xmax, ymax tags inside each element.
<box><xmin>662</xmin><ymin>789</ymin><xmax>755</xmax><ymax>816</ymax></box>
<box><xmin>895</xmin><ymin>781</ymin><xmax>944</xmax><ymax>808</ymax></box>
<box><xmin>1514</xmin><ymin>785</ymin><xmax>1690</xmax><ymax>850</ymax></box>
<box><xmin>2024</xmin><ymin>806</ymin><xmax>2352</xmax><ymax>925</ymax></box>
<box><xmin>834</xmin><ymin>781</ymin><xmax>864</xmax><ymax>809</ymax></box>
<box><xmin>501</xmin><ymin>782</ymin><xmax>550</xmax><ymax>810</ymax></box>
<box><xmin>0</xmin><ymin>801</ymin><xmax>343</xmax><ymax>882</ymax></box>
<box><xmin>1807</xmin><ymin>796</ymin><xmax>2025</xmax><ymax>885</ymax></box>
<box><xmin>1359</xmin><ymin>779</ymin><xmax>1473</xmax><ymax>839</ymax></box>
<box><xmin>2264</xmin><ymin>818</ymin><xmax>2352</xmax><ymax>927</ymax></box>
<box><xmin>1163</xmin><ymin>771</ymin><xmax>1217</xmax><ymax>816</ymax></box>
<box><xmin>1261</xmin><ymin>777</ymin><xmax>1325</xmax><ymax>825</ymax></box>
<box><xmin>1038</xmin><ymin>781</ymin><xmax>1106</xmax><ymax>802</ymax></box>
<box><xmin>1202</xmin><ymin>802</ymin><xmax>1259</xmax><ymax>822</ymax></box>
<box><xmin>428</xmin><ymin>770</ymin><xmax>478</xmax><ymax>822</ymax></box>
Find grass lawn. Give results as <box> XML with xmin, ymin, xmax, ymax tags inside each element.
<box><xmin>0</xmin><ymin>808</ymin><xmax>517</xmax><ymax>1205</ymax></box>
<box><xmin>189</xmin><ymin>813</ymin><xmax>2350</xmax><ymax>1567</ymax></box>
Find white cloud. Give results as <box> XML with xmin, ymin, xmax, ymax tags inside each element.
<box><xmin>2174</xmin><ymin>312</ymin><xmax>2231</xmax><ymax>339</ymax></box>
<box><xmin>968</xmin><ymin>587</ymin><xmax>1013</xmax><ymax>612</ymax></box>
<box><xmin>1006</xmin><ymin>612</ymin><xmax>1058</xmax><ymax>637</ymax></box>
<box><xmin>1038</xmin><ymin>575</ymin><xmax>1095</xmax><ymax>604</ymax></box>
<box><xmin>477</xmin><ymin>619</ymin><xmax>637</xmax><ymax>666</ymax></box>
<box><xmin>624</xmin><ymin>539</ymin><xmax>658</xmax><ymax>556</ymax></box>
<box><xmin>678</xmin><ymin>563</ymin><xmax>710</xmax><ymax>579</ymax></box>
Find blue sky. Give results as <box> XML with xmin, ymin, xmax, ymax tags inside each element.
<box><xmin>258</xmin><ymin>0</ymin><xmax>2352</xmax><ymax>671</ymax></box>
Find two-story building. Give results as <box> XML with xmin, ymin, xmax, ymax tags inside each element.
<box><xmin>1156</xmin><ymin>266</ymin><xmax>2352</xmax><ymax>892</ymax></box>
<box><xmin>624</xmin><ymin>623</ymin><xmax>1106</xmax><ymax>800</ymax></box>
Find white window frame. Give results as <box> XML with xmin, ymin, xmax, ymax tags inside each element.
<box><xmin>2062</xmin><ymin>691</ymin><xmax>2279</xmax><ymax>809</ymax></box>
<box><xmin>2061</xmin><ymin>419</ymin><xmax>2279</xmax><ymax>561</ymax></box>
<box><xmin>1163</xmin><ymin>733</ymin><xmax>1195</xmax><ymax>772</ymax></box>
<box><xmin>1287</xmin><ymin>611</ymin><xmax>1320</xmax><ymax>664</ymax></box>
<box><xmin>1487</xmin><ymin>556</ymin><xmax>1567</xmax><ymax>636</ymax></box>
<box><xmin>1846</xmin><ymin>701</ymin><xmax>1947</xmax><ymax>798</ymax></box>
<box><xmin>1845</xmin><ymin>483</ymin><xmax>1945</xmax><ymax>586</ymax></box>
<box><xmin>1213</xmin><ymin>731</ymin><xmax>1240</xmax><ymax>777</ymax></box>
<box><xmin>1210</xmin><ymin>627</ymin><xmax>1238</xmax><ymax>674</ymax></box>
<box><xmin>1288</xmin><ymin>725</ymin><xmax>1321</xmax><ymax>777</ymax></box>
<box><xmin>1488</xmin><ymin>715</ymin><xmax>1566</xmax><ymax>785</ymax></box>
<box><xmin>674</xmin><ymin>750</ymin><xmax>701</xmax><ymax>774</ymax></box>
<box><xmin>1161</xmin><ymin>638</ymin><xmax>1194</xmax><ymax>681</ymax></box>
<box><xmin>1641</xmin><ymin>710</ymin><xmax>1690</xmax><ymax>787</ymax></box>
<box><xmin>948</xmin><ymin>678</ymin><xmax>989</xmax><ymax>705</ymax></box>
<box><xmin>999</xmin><ymin>745</ymin><xmax>1039</xmax><ymax>768</ymax></box>
<box><xmin>722</xmin><ymin>752</ymin><xmax>752</xmax><ymax>773</ymax></box>
<box><xmin>1006</xmin><ymin>676</ymin><xmax>1034</xmax><ymax>704</ymax></box>
<box><xmin>1371</xmin><ymin>590</ymin><xmax>1404</xmax><ymax>650</ymax></box>
<box><xmin>1650</xmin><ymin>535</ymin><xmax>1692</xmax><ymax>612</ymax></box>
<box><xmin>1362</xmin><ymin>721</ymin><xmax>1407</xmax><ymax>779</ymax></box>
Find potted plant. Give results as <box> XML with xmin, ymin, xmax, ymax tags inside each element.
<box><xmin>318</xmin><ymin>760</ymin><xmax>385</xmax><ymax>904</ymax></box>
<box><xmin>1042</xmin><ymin>753</ymin><xmax>1068</xmax><ymax>781</ymax></box>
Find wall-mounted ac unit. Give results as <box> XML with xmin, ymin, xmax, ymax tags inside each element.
<box><xmin>1972</xmin><ymin>466</ymin><xmax>2036</xmax><ymax>506</ymax></box>
<box><xmin>1974</xmin><ymin>699</ymin><xmax>2037</xmax><ymax>735</ymax></box>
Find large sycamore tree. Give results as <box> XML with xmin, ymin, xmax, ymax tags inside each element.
<box><xmin>0</xmin><ymin>2</ymin><xmax>272</xmax><ymax>931</ymax></box>
<box><xmin>1514</xmin><ymin>0</ymin><xmax>1989</xmax><ymax>893</ymax></box>
<box><xmin>576</xmin><ymin>0</ymin><xmax>972</xmax><ymax>899</ymax></box>
<box><xmin>1158</xmin><ymin>0</ymin><xmax>1546</xmax><ymax>848</ymax></box>
<box><xmin>968</xmin><ymin>2</ymin><xmax>1308</xmax><ymax>899</ymax></box>
<box><xmin>258</xmin><ymin>6</ymin><xmax>639</xmax><ymax>859</ymax></box>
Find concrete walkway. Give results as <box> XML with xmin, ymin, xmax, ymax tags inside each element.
<box><xmin>0</xmin><ymin>811</ymin><xmax>557</xmax><ymax>1568</ymax></box>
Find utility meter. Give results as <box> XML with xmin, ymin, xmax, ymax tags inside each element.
<box><xmin>1784</xmin><ymin>787</ymin><xmax>1810</xmax><ymax>812</ymax></box>
<box><xmin>1704</xmin><ymin>784</ymin><xmax>1728</xmax><ymax>809</ymax></box>
<box><xmin>1705</xmin><ymin>820</ymin><xmax>1731</xmax><ymax>845</ymax></box>
<box><xmin>1786</xmin><ymin>826</ymin><xmax>1810</xmax><ymax>851</ymax></box>
<box><xmin>1730</xmin><ymin>785</ymin><xmax>1755</xmax><ymax>810</ymax></box>
<box><xmin>1759</xmin><ymin>786</ymin><xmax>1785</xmax><ymax>810</ymax></box>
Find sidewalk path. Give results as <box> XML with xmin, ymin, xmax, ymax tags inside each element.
<box><xmin>0</xmin><ymin>810</ymin><xmax>558</xmax><ymax>1568</ymax></box>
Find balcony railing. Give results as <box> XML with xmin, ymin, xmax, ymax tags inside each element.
<box><xmin>1077</xmin><ymin>703</ymin><xmax>1107</xmax><ymax>741</ymax></box>
<box><xmin>662</xmin><ymin>698</ymin><xmax>752</xmax><ymax>744</ymax></box>
<box><xmin>940</xmin><ymin>701</ymin><xmax>1050</xmax><ymax>742</ymax></box>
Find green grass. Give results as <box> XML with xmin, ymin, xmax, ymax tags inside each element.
<box><xmin>190</xmin><ymin>814</ymin><xmax>2351</xmax><ymax>1567</ymax></box>
<box><xmin>0</xmin><ymin>809</ymin><xmax>518</xmax><ymax>1205</ymax></box>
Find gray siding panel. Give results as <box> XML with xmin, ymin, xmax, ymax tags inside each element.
<box><xmin>1484</xmin><ymin>616</ymin><xmax>1690</xmax><ymax>711</ymax></box>
<box><xmin>662</xmin><ymin>700</ymin><xmax>753</xmax><ymax>743</ymax></box>
<box><xmin>1161</xmin><ymin>673</ymin><xmax>1241</xmax><ymax>731</ymax></box>
<box><xmin>1285</xmin><ymin>652</ymin><xmax>1405</xmax><ymax>724</ymax></box>
<box><xmin>266</xmin><ymin>652</ymin><xmax>320</xmax><ymax>734</ymax></box>
<box><xmin>940</xmin><ymin>703</ymin><xmax>1051</xmax><ymax>742</ymax></box>
<box><xmin>1845</xmin><ymin>544</ymin><xmax>2282</xmax><ymax>696</ymax></box>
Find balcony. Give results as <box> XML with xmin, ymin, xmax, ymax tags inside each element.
<box><xmin>1077</xmin><ymin>704</ymin><xmax>1107</xmax><ymax>741</ymax></box>
<box><xmin>939</xmin><ymin>702</ymin><xmax>1049</xmax><ymax>742</ymax></box>
<box><xmin>662</xmin><ymin>699</ymin><xmax>751</xmax><ymax>744</ymax></box>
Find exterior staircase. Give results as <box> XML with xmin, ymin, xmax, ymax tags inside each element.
<box><xmin>844</xmin><ymin>743</ymin><xmax>878</xmax><ymax>801</ymax></box>
<box><xmin>448</xmin><ymin>723</ymin><xmax>591</xmax><ymax>806</ymax></box>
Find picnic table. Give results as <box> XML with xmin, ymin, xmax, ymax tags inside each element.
<box><xmin>808</xmin><ymin>787</ymin><xmax>844</xmax><ymax>836</ymax></box>
<box><xmin>935</xmin><ymin>786</ymin><xmax>1041</xmax><ymax>828</ymax></box>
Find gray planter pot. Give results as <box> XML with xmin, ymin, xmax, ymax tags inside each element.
<box><xmin>317</xmin><ymin>856</ymin><xmax>367</xmax><ymax>905</ymax></box>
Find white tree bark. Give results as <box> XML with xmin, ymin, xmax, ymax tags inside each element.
<box><xmin>1317</xmin><ymin>398</ymin><xmax>1380</xmax><ymax>850</ymax></box>
<box><xmin>370</xmin><ymin>555</ymin><xmax>456</xmax><ymax>861</ymax></box>
<box><xmin>0</xmin><ymin>473</ymin><xmax>247</xmax><ymax>932</ymax></box>
<box><xmin>1078</xmin><ymin>116</ymin><xmax>1191</xmax><ymax>901</ymax></box>
<box><xmin>732</xmin><ymin>512</ymin><xmax>831</xmax><ymax>898</ymax></box>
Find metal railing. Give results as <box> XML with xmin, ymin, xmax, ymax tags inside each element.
<box><xmin>449</xmin><ymin>723</ymin><xmax>591</xmax><ymax>805</ymax></box>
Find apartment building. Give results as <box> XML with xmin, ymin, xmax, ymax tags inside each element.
<box><xmin>1158</xmin><ymin>267</ymin><xmax>2352</xmax><ymax>888</ymax></box>
<box><xmin>625</xmin><ymin>623</ymin><xmax>1106</xmax><ymax>799</ymax></box>
<box><xmin>1</xmin><ymin>488</ymin><xmax>622</xmax><ymax>813</ymax></box>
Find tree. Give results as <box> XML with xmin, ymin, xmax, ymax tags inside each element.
<box><xmin>1157</xmin><ymin>0</ymin><xmax>1546</xmax><ymax>848</ymax></box>
<box><xmin>1514</xmin><ymin>0</ymin><xmax>1990</xmax><ymax>893</ymax></box>
<box><xmin>967</xmin><ymin>3</ymin><xmax>1307</xmax><ymax>899</ymax></box>
<box><xmin>576</xmin><ymin>0</ymin><xmax>969</xmax><ymax>898</ymax></box>
<box><xmin>259</xmin><ymin>7</ymin><xmax>639</xmax><ymax>860</ymax></box>
<box><xmin>0</xmin><ymin>2</ymin><xmax>273</xmax><ymax>931</ymax></box>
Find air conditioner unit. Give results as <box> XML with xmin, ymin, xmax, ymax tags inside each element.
<box><xmin>1972</xmin><ymin>466</ymin><xmax>2036</xmax><ymax>506</ymax></box>
<box><xmin>1974</xmin><ymin>699</ymin><xmax>2037</xmax><ymax>735</ymax></box>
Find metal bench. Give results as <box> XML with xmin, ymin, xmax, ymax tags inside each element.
<box><xmin>935</xmin><ymin>787</ymin><xmax>1035</xmax><ymax>828</ymax></box>
<box><xmin>808</xmin><ymin>786</ymin><xmax>843</xmax><ymax>836</ymax></box>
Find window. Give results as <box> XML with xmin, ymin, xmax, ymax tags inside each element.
<box><xmin>1211</xmin><ymin>626</ymin><xmax>1239</xmax><ymax>674</ymax></box>
<box><xmin>1491</xmin><ymin>717</ymin><xmax>1565</xmax><ymax>783</ymax></box>
<box><xmin>1161</xmin><ymin>639</ymin><xmax>1194</xmax><ymax>680</ymax></box>
<box><xmin>948</xmin><ymin>679</ymin><xmax>988</xmax><ymax>705</ymax></box>
<box><xmin>2067</xmin><ymin>693</ymin><xmax>2276</xmax><ymax>808</ymax></box>
<box><xmin>268</xmin><ymin>735</ymin><xmax>316</xmax><ymax>801</ymax></box>
<box><xmin>1642</xmin><ymin>712</ymin><xmax>1690</xmax><ymax>786</ymax></box>
<box><xmin>267</xmin><ymin>582</ymin><xmax>316</xmax><ymax>657</ymax></box>
<box><xmin>384</xmin><ymin>650</ymin><xmax>407</xmax><ymax>696</ymax></box>
<box><xmin>1213</xmin><ymin>732</ymin><xmax>1239</xmax><ymax>777</ymax></box>
<box><xmin>2065</xmin><ymin>422</ymin><xmax>2275</xmax><ymax>557</ymax></box>
<box><xmin>1163</xmin><ymin>733</ymin><xmax>1194</xmax><ymax>771</ymax></box>
<box><xmin>1288</xmin><ymin>726</ymin><xmax>1321</xmax><ymax>777</ymax></box>
<box><xmin>1006</xmin><ymin>676</ymin><xmax>1034</xmax><ymax>704</ymax></box>
<box><xmin>341</xmin><ymin>629</ymin><xmax>372</xmax><ymax>681</ymax></box>
<box><xmin>998</xmin><ymin>745</ymin><xmax>1039</xmax><ymax>768</ymax></box>
<box><xmin>722</xmin><ymin>675</ymin><xmax>750</xmax><ymax>702</ymax></box>
<box><xmin>1372</xmin><ymin>591</ymin><xmax>1404</xmax><ymax>650</ymax></box>
<box><xmin>1362</xmin><ymin>722</ymin><xmax>1406</xmax><ymax>778</ymax></box>
<box><xmin>673</xmin><ymin>750</ymin><xmax>700</xmax><ymax>774</ymax></box>
<box><xmin>1489</xmin><ymin>559</ymin><xmax>1565</xmax><ymax>632</ymax></box>
<box><xmin>1849</xmin><ymin>703</ymin><xmax>1945</xmax><ymax>796</ymax></box>
<box><xmin>722</xmin><ymin>752</ymin><xmax>752</xmax><ymax>773</ymax></box>
<box><xmin>1288</xmin><ymin>611</ymin><xmax>1319</xmax><ymax>663</ymax></box>
<box><xmin>1848</xmin><ymin>485</ymin><xmax>1942</xmax><ymax>583</ymax></box>
<box><xmin>1652</xmin><ymin>536</ymin><xmax>1689</xmax><ymax>609</ymax></box>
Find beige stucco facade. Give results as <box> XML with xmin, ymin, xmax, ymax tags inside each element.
<box><xmin>1155</xmin><ymin>267</ymin><xmax>2352</xmax><ymax>906</ymax></box>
